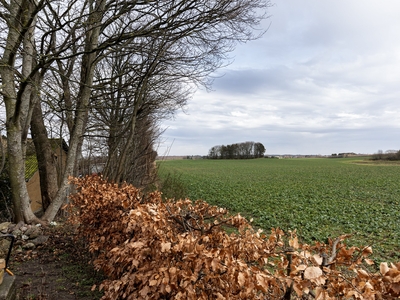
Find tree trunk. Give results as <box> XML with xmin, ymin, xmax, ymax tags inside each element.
<box><xmin>30</xmin><ymin>101</ymin><xmax>59</xmax><ymax>211</ymax></box>
<box><xmin>41</xmin><ymin>0</ymin><xmax>106</xmax><ymax>222</ymax></box>
<box><xmin>7</xmin><ymin>126</ymin><xmax>38</xmax><ymax>223</ymax></box>
<box><xmin>0</xmin><ymin>0</ymin><xmax>40</xmax><ymax>223</ymax></box>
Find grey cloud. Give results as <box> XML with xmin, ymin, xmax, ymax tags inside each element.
<box><xmin>159</xmin><ymin>0</ymin><xmax>400</xmax><ymax>156</ymax></box>
<box><xmin>212</xmin><ymin>66</ymin><xmax>306</xmax><ymax>96</ymax></box>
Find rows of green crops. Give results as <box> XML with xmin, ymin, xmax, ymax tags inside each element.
<box><xmin>157</xmin><ymin>157</ymin><xmax>400</xmax><ymax>261</ymax></box>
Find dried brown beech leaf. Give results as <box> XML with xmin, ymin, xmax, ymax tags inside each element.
<box><xmin>381</xmin><ymin>262</ymin><xmax>389</xmax><ymax>275</ymax></box>
<box><xmin>304</xmin><ymin>266</ymin><xmax>323</xmax><ymax>279</ymax></box>
<box><xmin>160</xmin><ymin>242</ymin><xmax>171</xmax><ymax>252</ymax></box>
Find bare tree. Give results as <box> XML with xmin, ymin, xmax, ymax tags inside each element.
<box><xmin>254</xmin><ymin>142</ymin><xmax>266</xmax><ymax>158</ymax></box>
<box><xmin>0</xmin><ymin>0</ymin><xmax>271</xmax><ymax>223</ymax></box>
<box><xmin>88</xmin><ymin>37</ymin><xmax>190</xmax><ymax>183</ymax></box>
<box><xmin>0</xmin><ymin>0</ymin><xmax>105</xmax><ymax>223</ymax></box>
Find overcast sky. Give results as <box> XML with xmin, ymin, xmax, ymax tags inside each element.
<box><xmin>158</xmin><ymin>1</ymin><xmax>400</xmax><ymax>156</ymax></box>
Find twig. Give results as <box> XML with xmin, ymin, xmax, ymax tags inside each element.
<box><xmin>165</xmin><ymin>205</ymin><xmax>186</xmax><ymax>230</ymax></box>
<box><xmin>283</xmin><ymin>247</ymin><xmax>294</xmax><ymax>300</ymax></box>
<box><xmin>328</xmin><ymin>237</ymin><xmax>341</xmax><ymax>264</ymax></box>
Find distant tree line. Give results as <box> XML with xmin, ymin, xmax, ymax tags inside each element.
<box><xmin>208</xmin><ymin>142</ymin><xmax>266</xmax><ymax>159</ymax></box>
<box><xmin>371</xmin><ymin>150</ymin><xmax>400</xmax><ymax>161</ymax></box>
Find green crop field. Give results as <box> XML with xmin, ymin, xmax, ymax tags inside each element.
<box><xmin>157</xmin><ymin>157</ymin><xmax>400</xmax><ymax>262</ymax></box>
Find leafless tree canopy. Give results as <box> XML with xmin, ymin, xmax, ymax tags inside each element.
<box><xmin>0</xmin><ymin>0</ymin><xmax>271</xmax><ymax>223</ymax></box>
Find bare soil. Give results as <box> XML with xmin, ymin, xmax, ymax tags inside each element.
<box><xmin>9</xmin><ymin>224</ymin><xmax>104</xmax><ymax>300</ymax></box>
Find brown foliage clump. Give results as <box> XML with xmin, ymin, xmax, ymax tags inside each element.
<box><xmin>68</xmin><ymin>175</ymin><xmax>400</xmax><ymax>299</ymax></box>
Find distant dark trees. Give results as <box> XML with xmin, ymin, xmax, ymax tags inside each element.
<box><xmin>371</xmin><ymin>150</ymin><xmax>400</xmax><ymax>161</ymax></box>
<box><xmin>208</xmin><ymin>142</ymin><xmax>265</xmax><ymax>159</ymax></box>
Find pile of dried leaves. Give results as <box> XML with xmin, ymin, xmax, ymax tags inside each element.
<box><xmin>68</xmin><ymin>175</ymin><xmax>400</xmax><ymax>299</ymax></box>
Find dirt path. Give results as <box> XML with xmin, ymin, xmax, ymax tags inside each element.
<box><xmin>9</xmin><ymin>224</ymin><xmax>104</xmax><ymax>300</ymax></box>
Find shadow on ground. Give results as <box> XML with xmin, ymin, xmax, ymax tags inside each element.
<box><xmin>10</xmin><ymin>223</ymin><xmax>104</xmax><ymax>300</ymax></box>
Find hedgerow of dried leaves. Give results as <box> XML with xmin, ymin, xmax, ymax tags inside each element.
<box><xmin>68</xmin><ymin>175</ymin><xmax>400</xmax><ymax>300</ymax></box>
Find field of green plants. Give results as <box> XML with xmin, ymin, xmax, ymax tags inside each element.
<box><xmin>157</xmin><ymin>157</ymin><xmax>400</xmax><ymax>261</ymax></box>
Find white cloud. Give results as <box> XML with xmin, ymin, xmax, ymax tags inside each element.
<box><xmin>159</xmin><ymin>0</ymin><xmax>400</xmax><ymax>156</ymax></box>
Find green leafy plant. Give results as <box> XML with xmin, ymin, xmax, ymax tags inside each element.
<box><xmin>158</xmin><ymin>158</ymin><xmax>400</xmax><ymax>261</ymax></box>
<box><xmin>158</xmin><ymin>172</ymin><xmax>188</xmax><ymax>201</ymax></box>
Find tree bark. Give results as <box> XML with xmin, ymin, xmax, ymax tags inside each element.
<box><xmin>30</xmin><ymin>100</ymin><xmax>59</xmax><ymax>211</ymax></box>
<box><xmin>0</xmin><ymin>0</ymin><xmax>41</xmax><ymax>223</ymax></box>
<box><xmin>42</xmin><ymin>0</ymin><xmax>106</xmax><ymax>222</ymax></box>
